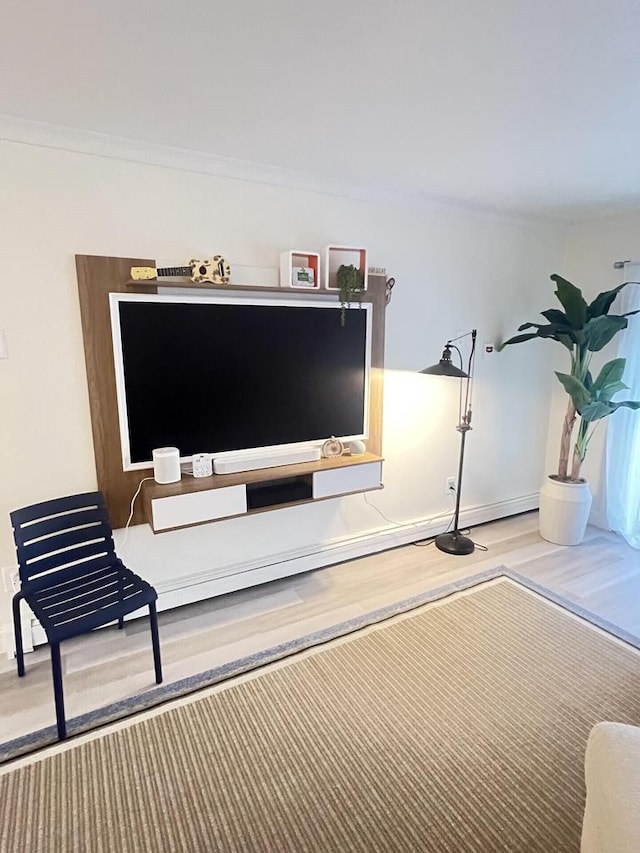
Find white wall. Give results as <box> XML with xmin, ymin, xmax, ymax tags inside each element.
<box><xmin>548</xmin><ymin>213</ymin><xmax>640</xmax><ymax>526</ymax></box>
<box><xmin>0</xmin><ymin>139</ymin><xmax>565</xmax><ymax>606</ymax></box>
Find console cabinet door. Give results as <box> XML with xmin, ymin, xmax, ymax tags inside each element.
<box><xmin>151</xmin><ymin>485</ymin><xmax>247</xmax><ymax>531</ymax></box>
<box><xmin>312</xmin><ymin>462</ymin><xmax>383</xmax><ymax>500</ymax></box>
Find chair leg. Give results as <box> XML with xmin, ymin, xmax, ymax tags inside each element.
<box><xmin>12</xmin><ymin>594</ymin><xmax>26</xmax><ymax>678</ymax></box>
<box><xmin>118</xmin><ymin>567</ymin><xmax>124</xmax><ymax>629</ymax></box>
<box><xmin>50</xmin><ymin>642</ymin><xmax>67</xmax><ymax>740</ymax></box>
<box><xmin>149</xmin><ymin>602</ymin><xmax>162</xmax><ymax>684</ymax></box>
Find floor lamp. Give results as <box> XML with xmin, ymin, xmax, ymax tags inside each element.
<box><xmin>420</xmin><ymin>329</ymin><xmax>477</xmax><ymax>555</ymax></box>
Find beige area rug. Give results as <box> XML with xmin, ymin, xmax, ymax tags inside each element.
<box><xmin>1</xmin><ymin>577</ymin><xmax>640</xmax><ymax>853</ymax></box>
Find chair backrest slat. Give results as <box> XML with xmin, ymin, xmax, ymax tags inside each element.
<box><xmin>18</xmin><ymin>543</ymin><xmax>115</xmax><ymax>587</ymax></box>
<box><xmin>24</xmin><ymin>554</ymin><xmax>121</xmax><ymax>593</ymax></box>
<box><xmin>11</xmin><ymin>492</ymin><xmax>105</xmax><ymax>526</ymax></box>
<box><xmin>15</xmin><ymin>521</ymin><xmax>113</xmax><ymax>565</ymax></box>
<box><xmin>17</xmin><ymin>505</ymin><xmax>111</xmax><ymax>543</ymax></box>
<box><xmin>10</xmin><ymin>492</ymin><xmax>118</xmax><ymax>586</ymax></box>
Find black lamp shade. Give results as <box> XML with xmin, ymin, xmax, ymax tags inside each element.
<box><xmin>420</xmin><ymin>346</ymin><xmax>469</xmax><ymax>378</ymax></box>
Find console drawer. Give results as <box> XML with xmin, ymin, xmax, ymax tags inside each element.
<box><xmin>151</xmin><ymin>485</ymin><xmax>247</xmax><ymax>531</ymax></box>
<box><xmin>312</xmin><ymin>461</ymin><xmax>383</xmax><ymax>499</ymax></box>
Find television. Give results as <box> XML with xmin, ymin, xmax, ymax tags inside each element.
<box><xmin>109</xmin><ymin>292</ymin><xmax>372</xmax><ymax>471</ymax></box>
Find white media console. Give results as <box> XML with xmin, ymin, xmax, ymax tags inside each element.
<box><xmin>141</xmin><ymin>453</ymin><xmax>384</xmax><ymax>532</ymax></box>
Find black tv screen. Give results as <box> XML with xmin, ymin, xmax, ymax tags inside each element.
<box><xmin>110</xmin><ymin>293</ymin><xmax>371</xmax><ymax>469</ymax></box>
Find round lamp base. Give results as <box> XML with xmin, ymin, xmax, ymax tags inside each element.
<box><xmin>434</xmin><ymin>531</ymin><xmax>475</xmax><ymax>555</ymax></box>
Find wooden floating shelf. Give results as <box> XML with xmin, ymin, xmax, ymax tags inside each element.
<box><xmin>126</xmin><ymin>279</ymin><xmax>286</xmax><ymax>294</ymax></box>
<box><xmin>125</xmin><ymin>279</ymin><xmax>382</xmax><ymax>299</ymax></box>
<box><xmin>143</xmin><ymin>452</ymin><xmax>382</xmax><ymax>497</ymax></box>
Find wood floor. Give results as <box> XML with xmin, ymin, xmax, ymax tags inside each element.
<box><xmin>1</xmin><ymin>511</ymin><xmax>638</xmax><ymax>748</ymax></box>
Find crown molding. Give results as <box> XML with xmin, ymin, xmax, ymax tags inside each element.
<box><xmin>0</xmin><ymin>113</ymin><xmax>561</xmax><ymax>225</ymax></box>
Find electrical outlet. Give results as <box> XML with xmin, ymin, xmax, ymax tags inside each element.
<box><xmin>446</xmin><ymin>476</ymin><xmax>456</xmax><ymax>495</ymax></box>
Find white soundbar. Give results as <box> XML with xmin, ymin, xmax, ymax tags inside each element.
<box><xmin>213</xmin><ymin>446</ymin><xmax>322</xmax><ymax>475</ymax></box>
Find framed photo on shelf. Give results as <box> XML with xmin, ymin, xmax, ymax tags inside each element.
<box><xmin>280</xmin><ymin>251</ymin><xmax>320</xmax><ymax>289</ymax></box>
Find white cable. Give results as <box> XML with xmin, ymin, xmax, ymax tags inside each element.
<box><xmin>362</xmin><ymin>491</ymin><xmax>456</xmax><ymax>537</ymax></box>
<box><xmin>119</xmin><ymin>476</ymin><xmax>155</xmax><ymax>550</ymax></box>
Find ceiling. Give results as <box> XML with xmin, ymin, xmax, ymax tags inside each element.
<box><xmin>2</xmin><ymin>0</ymin><xmax>640</xmax><ymax>220</ymax></box>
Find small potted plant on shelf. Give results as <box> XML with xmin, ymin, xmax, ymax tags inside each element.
<box><xmin>498</xmin><ymin>273</ymin><xmax>640</xmax><ymax>545</ymax></box>
<box><xmin>336</xmin><ymin>264</ymin><xmax>365</xmax><ymax>326</ymax></box>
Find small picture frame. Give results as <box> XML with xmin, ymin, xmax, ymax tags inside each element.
<box><xmin>280</xmin><ymin>251</ymin><xmax>321</xmax><ymax>289</ymax></box>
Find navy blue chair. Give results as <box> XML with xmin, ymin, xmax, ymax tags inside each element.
<box><xmin>10</xmin><ymin>491</ymin><xmax>162</xmax><ymax>740</ymax></box>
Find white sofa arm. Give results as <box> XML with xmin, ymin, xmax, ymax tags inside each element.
<box><xmin>581</xmin><ymin>722</ymin><xmax>640</xmax><ymax>853</ymax></box>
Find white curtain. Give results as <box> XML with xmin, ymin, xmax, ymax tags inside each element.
<box><xmin>606</xmin><ymin>265</ymin><xmax>640</xmax><ymax>548</ymax></box>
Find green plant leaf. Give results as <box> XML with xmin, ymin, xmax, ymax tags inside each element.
<box><xmin>584</xmin><ymin>315</ymin><xmax>628</xmax><ymax>351</ymax></box>
<box><xmin>555</xmin><ymin>372</ymin><xmax>591</xmax><ymax>411</ymax></box>
<box><xmin>580</xmin><ymin>401</ymin><xmax>612</xmax><ymax>422</ymax></box>
<box><xmin>541</xmin><ymin>308</ymin><xmax>570</xmax><ymax>326</ymax></box>
<box><xmin>517</xmin><ymin>322</ymin><xmax>544</xmax><ymax>332</ymax></box>
<box><xmin>557</xmin><ymin>333</ymin><xmax>576</xmax><ymax>351</ymax></box>
<box><xmin>586</xmin><ymin>283</ymin><xmax>627</xmax><ymax>319</ymax></box>
<box><xmin>597</xmin><ymin>381</ymin><xmax>628</xmax><ymax>402</ymax></box>
<box><xmin>581</xmin><ymin>399</ymin><xmax>640</xmax><ymax>422</ymax></box>
<box><xmin>497</xmin><ymin>333</ymin><xmax>540</xmax><ymax>349</ymax></box>
<box><xmin>610</xmin><ymin>400</ymin><xmax>640</xmax><ymax>412</ymax></box>
<box><xmin>551</xmin><ymin>274</ymin><xmax>588</xmax><ymax>326</ymax></box>
<box><xmin>591</xmin><ymin>358</ymin><xmax>626</xmax><ymax>390</ymax></box>
<box><xmin>516</xmin><ymin>321</ymin><xmax>572</xmax><ymax>335</ymax></box>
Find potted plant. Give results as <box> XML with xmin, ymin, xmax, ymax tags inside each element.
<box><xmin>336</xmin><ymin>264</ymin><xmax>365</xmax><ymax>325</ymax></box>
<box><xmin>498</xmin><ymin>274</ymin><xmax>640</xmax><ymax>545</ymax></box>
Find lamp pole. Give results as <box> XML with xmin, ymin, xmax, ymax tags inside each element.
<box><xmin>437</xmin><ymin>416</ymin><xmax>473</xmax><ymax>554</ymax></box>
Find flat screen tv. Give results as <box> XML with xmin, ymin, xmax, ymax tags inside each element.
<box><xmin>109</xmin><ymin>292</ymin><xmax>372</xmax><ymax>471</ymax></box>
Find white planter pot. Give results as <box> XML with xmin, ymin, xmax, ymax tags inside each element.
<box><xmin>539</xmin><ymin>476</ymin><xmax>592</xmax><ymax>546</ymax></box>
